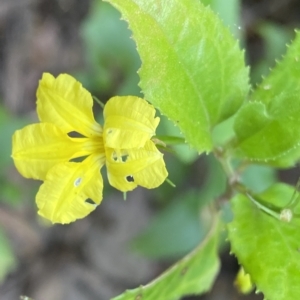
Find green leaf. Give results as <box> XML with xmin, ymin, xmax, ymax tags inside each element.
<box><xmin>104</xmin><ymin>0</ymin><xmax>249</xmax><ymax>153</ymax></box>
<box><xmin>228</xmin><ymin>183</ymin><xmax>300</xmax><ymax>300</ymax></box>
<box><xmin>112</xmin><ymin>215</ymin><xmax>220</xmax><ymax>300</ymax></box>
<box><xmin>233</xmin><ymin>31</ymin><xmax>300</xmax><ymax>166</ymax></box>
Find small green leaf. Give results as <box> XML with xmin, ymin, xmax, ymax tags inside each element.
<box><xmin>234</xmin><ymin>31</ymin><xmax>300</xmax><ymax>166</ymax></box>
<box><xmin>104</xmin><ymin>0</ymin><xmax>249</xmax><ymax>153</ymax></box>
<box><xmin>228</xmin><ymin>183</ymin><xmax>300</xmax><ymax>300</ymax></box>
<box><xmin>112</xmin><ymin>215</ymin><xmax>220</xmax><ymax>300</ymax></box>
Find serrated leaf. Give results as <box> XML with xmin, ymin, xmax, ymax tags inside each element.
<box><xmin>228</xmin><ymin>183</ymin><xmax>300</xmax><ymax>300</ymax></box>
<box><xmin>112</xmin><ymin>215</ymin><xmax>220</xmax><ymax>300</ymax></box>
<box><xmin>104</xmin><ymin>0</ymin><xmax>249</xmax><ymax>153</ymax></box>
<box><xmin>234</xmin><ymin>31</ymin><xmax>300</xmax><ymax>166</ymax></box>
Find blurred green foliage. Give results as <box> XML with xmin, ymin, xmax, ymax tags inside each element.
<box><xmin>0</xmin><ymin>105</ymin><xmax>28</xmax><ymax>283</ymax></box>
<box><xmin>0</xmin><ymin>228</ymin><xmax>16</xmax><ymax>282</ymax></box>
<box><xmin>133</xmin><ymin>156</ymin><xmax>226</xmax><ymax>259</ymax></box>
<box><xmin>77</xmin><ymin>0</ymin><xmax>141</xmax><ymax>97</ymax></box>
<box><xmin>202</xmin><ymin>0</ymin><xmax>241</xmax><ymax>38</ymax></box>
<box><xmin>0</xmin><ymin>105</ymin><xmax>28</xmax><ymax>205</ymax></box>
<box><xmin>0</xmin><ymin>106</ymin><xmax>27</xmax><ymax>169</ymax></box>
<box><xmin>241</xmin><ymin>164</ymin><xmax>277</xmax><ymax>193</ymax></box>
<box><xmin>251</xmin><ymin>22</ymin><xmax>294</xmax><ymax>84</ymax></box>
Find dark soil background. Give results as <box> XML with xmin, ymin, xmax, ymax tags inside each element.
<box><xmin>0</xmin><ymin>0</ymin><xmax>299</xmax><ymax>299</ymax></box>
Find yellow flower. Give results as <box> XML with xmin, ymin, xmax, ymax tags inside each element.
<box><xmin>12</xmin><ymin>73</ymin><xmax>168</xmax><ymax>224</ymax></box>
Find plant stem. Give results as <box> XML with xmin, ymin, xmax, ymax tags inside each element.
<box><xmin>93</xmin><ymin>96</ymin><xmax>105</xmax><ymax>108</ymax></box>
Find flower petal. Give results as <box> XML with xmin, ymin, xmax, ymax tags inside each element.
<box><xmin>103</xmin><ymin>96</ymin><xmax>160</xmax><ymax>149</ymax></box>
<box><xmin>106</xmin><ymin>140</ymin><xmax>168</xmax><ymax>192</ymax></box>
<box><xmin>36</xmin><ymin>154</ymin><xmax>105</xmax><ymax>224</ymax></box>
<box><xmin>37</xmin><ymin>73</ymin><xmax>102</xmax><ymax>137</ymax></box>
<box><xmin>12</xmin><ymin>123</ymin><xmax>101</xmax><ymax>180</ymax></box>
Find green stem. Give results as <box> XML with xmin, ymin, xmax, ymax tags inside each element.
<box><xmin>213</xmin><ymin>147</ymin><xmax>235</xmax><ymax>178</ymax></box>
<box><xmin>246</xmin><ymin>193</ymin><xmax>281</xmax><ymax>220</ymax></box>
<box><xmin>166</xmin><ymin>178</ymin><xmax>176</xmax><ymax>187</ymax></box>
<box><xmin>93</xmin><ymin>96</ymin><xmax>105</xmax><ymax>108</ymax></box>
<box><xmin>214</xmin><ymin>146</ymin><xmax>295</xmax><ymax>221</ymax></box>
